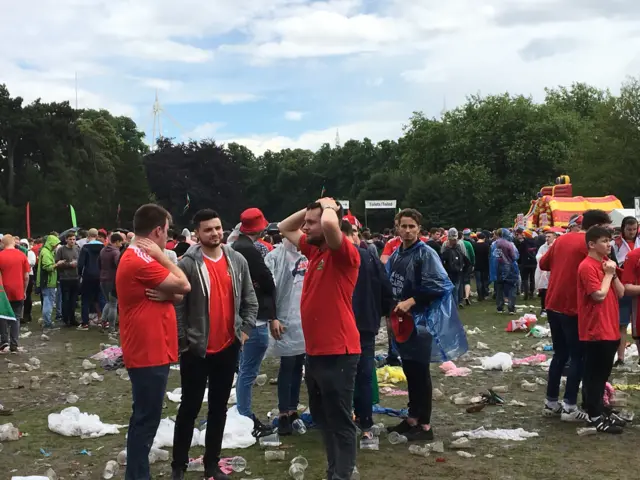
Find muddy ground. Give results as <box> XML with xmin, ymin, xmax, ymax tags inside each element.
<box><xmin>2</xmin><ymin>301</ymin><xmax>638</xmax><ymax>480</ymax></box>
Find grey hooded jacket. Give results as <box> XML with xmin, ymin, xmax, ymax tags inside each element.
<box><xmin>175</xmin><ymin>243</ymin><xmax>258</xmax><ymax>357</ymax></box>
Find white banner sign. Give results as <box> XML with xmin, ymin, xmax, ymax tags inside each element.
<box><xmin>635</xmin><ymin>196</ymin><xmax>640</xmax><ymax>221</ymax></box>
<box><xmin>336</xmin><ymin>200</ymin><xmax>350</xmax><ymax>210</ymax></box>
<box><xmin>365</xmin><ymin>200</ymin><xmax>397</xmax><ymax>209</ymax></box>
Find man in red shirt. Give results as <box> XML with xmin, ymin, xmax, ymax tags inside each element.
<box><xmin>539</xmin><ymin>209</ymin><xmax>611</xmax><ymax>422</ymax></box>
<box><xmin>621</xmin><ymin>245</ymin><xmax>640</xmax><ymax>365</ymax></box>
<box><xmin>171</xmin><ymin>209</ymin><xmax>258</xmax><ymax>480</ymax></box>
<box><xmin>0</xmin><ymin>235</ymin><xmax>30</xmax><ymax>352</ymax></box>
<box><xmin>279</xmin><ymin>197</ymin><xmax>361</xmax><ymax>480</ymax></box>
<box><xmin>577</xmin><ymin>226</ymin><xmax>625</xmax><ymax>433</ymax></box>
<box><xmin>116</xmin><ymin>204</ymin><xmax>191</xmax><ymax>480</ymax></box>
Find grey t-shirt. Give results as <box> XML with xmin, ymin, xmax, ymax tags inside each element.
<box><xmin>55</xmin><ymin>245</ymin><xmax>80</xmax><ymax>280</ymax></box>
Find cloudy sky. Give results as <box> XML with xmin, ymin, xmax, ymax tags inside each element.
<box><xmin>2</xmin><ymin>0</ymin><xmax>639</xmax><ymax>153</ymax></box>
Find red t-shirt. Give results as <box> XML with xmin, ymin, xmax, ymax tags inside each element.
<box><xmin>299</xmin><ymin>234</ymin><xmax>361</xmax><ymax>356</ymax></box>
<box><xmin>0</xmin><ymin>249</ymin><xmax>30</xmax><ymax>301</ymax></box>
<box><xmin>166</xmin><ymin>240</ymin><xmax>177</xmax><ymax>250</ymax></box>
<box><xmin>626</xmin><ymin>240</ymin><xmax>636</xmax><ymax>251</ymax></box>
<box><xmin>116</xmin><ymin>247</ymin><xmax>177</xmax><ymax>368</ymax></box>
<box><xmin>203</xmin><ymin>255</ymin><xmax>235</xmax><ymax>354</ymax></box>
<box><xmin>577</xmin><ymin>256</ymin><xmax>620</xmax><ymax>341</ymax></box>
<box><xmin>621</xmin><ymin>249</ymin><xmax>640</xmax><ymax>338</ymax></box>
<box><xmin>539</xmin><ymin>232</ymin><xmax>587</xmax><ymax>317</ymax></box>
<box><xmin>382</xmin><ymin>236</ymin><xmax>428</xmax><ymax>257</ymax></box>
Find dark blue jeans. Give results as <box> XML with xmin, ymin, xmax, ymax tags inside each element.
<box><xmin>278</xmin><ymin>353</ymin><xmax>305</xmax><ymax>413</ymax></box>
<box><xmin>81</xmin><ymin>279</ymin><xmax>106</xmax><ymax>326</ymax></box>
<box><xmin>354</xmin><ymin>332</ymin><xmax>375</xmax><ymax>429</ymax></box>
<box><xmin>546</xmin><ymin>312</ymin><xmax>584</xmax><ymax>406</ymax></box>
<box><xmin>495</xmin><ymin>281</ymin><xmax>516</xmax><ymax>313</ymax></box>
<box><xmin>474</xmin><ymin>270</ymin><xmax>489</xmax><ymax>300</ymax></box>
<box><xmin>126</xmin><ymin>364</ymin><xmax>169</xmax><ymax>480</ymax></box>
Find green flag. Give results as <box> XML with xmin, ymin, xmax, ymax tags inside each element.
<box><xmin>70</xmin><ymin>204</ymin><xmax>77</xmax><ymax>227</ymax></box>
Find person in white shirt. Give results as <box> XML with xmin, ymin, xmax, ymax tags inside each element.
<box><xmin>20</xmin><ymin>239</ymin><xmax>36</xmax><ymax>323</ymax></box>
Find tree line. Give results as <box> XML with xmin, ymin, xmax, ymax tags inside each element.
<box><xmin>2</xmin><ymin>79</ymin><xmax>640</xmax><ymax>236</ymax></box>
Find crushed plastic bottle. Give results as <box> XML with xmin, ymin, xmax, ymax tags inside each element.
<box><xmin>79</xmin><ymin>373</ymin><xmax>92</xmax><ymax>385</ymax></box>
<box><xmin>46</xmin><ymin>467</ymin><xmax>58</xmax><ymax>480</ymax></box>
<box><xmin>29</xmin><ymin>357</ymin><xmax>41</xmax><ymax>368</ymax></box>
<box><xmin>187</xmin><ymin>456</ymin><xmax>205</xmax><ymax>472</ymax></box>
<box><xmin>457</xmin><ymin>451</ymin><xmax>476</xmax><ymax>458</ymax></box>
<box><xmin>66</xmin><ymin>394</ymin><xmax>79</xmax><ymax>404</ymax></box>
<box><xmin>30</xmin><ymin>376</ymin><xmax>40</xmax><ymax>389</ymax></box>
<box><xmin>117</xmin><ymin>449</ymin><xmax>127</xmax><ymax>465</ymax></box>
<box><xmin>289</xmin><ymin>463</ymin><xmax>305</xmax><ymax>479</ymax></box>
<box><xmin>492</xmin><ymin>385</ymin><xmax>508</xmax><ymax>393</ymax></box>
<box><xmin>82</xmin><ymin>359</ymin><xmax>96</xmax><ymax>370</ymax></box>
<box><xmin>388</xmin><ymin>432</ymin><xmax>408</xmax><ymax>444</ymax></box>
<box><xmin>255</xmin><ymin>374</ymin><xmax>268</xmax><ymax>386</ymax></box>
<box><xmin>370</xmin><ymin>423</ymin><xmax>385</xmax><ymax>436</ymax></box>
<box><xmin>576</xmin><ymin>427</ymin><xmax>597</xmax><ymax>436</ymax></box>
<box><xmin>102</xmin><ymin>460</ymin><xmax>119</xmax><ymax>479</ymax></box>
<box><xmin>520</xmin><ymin>380</ymin><xmax>537</xmax><ymax>392</ymax></box>
<box><xmin>230</xmin><ymin>456</ymin><xmax>247</xmax><ymax>472</ymax></box>
<box><xmin>428</xmin><ymin>441</ymin><xmax>445</xmax><ymax>453</ymax></box>
<box><xmin>120</xmin><ymin>370</ymin><xmax>130</xmax><ymax>381</ymax></box>
<box><xmin>291</xmin><ymin>456</ymin><xmax>308</xmax><ymax>470</ymax></box>
<box><xmin>65</xmin><ymin>342</ymin><xmax>73</xmax><ymax>352</ymax></box>
<box><xmin>360</xmin><ymin>435</ymin><xmax>380</xmax><ymax>451</ymax></box>
<box><xmin>408</xmin><ymin>444</ymin><xmax>429</xmax><ymax>457</ymax></box>
<box><xmin>91</xmin><ymin>372</ymin><xmax>105</xmax><ymax>382</ymax></box>
<box><xmin>292</xmin><ymin>418</ymin><xmax>307</xmax><ymax>435</ymax></box>
<box><xmin>41</xmin><ymin>334</ymin><xmax>50</xmax><ymax>341</ymax></box>
<box><xmin>264</xmin><ymin>450</ymin><xmax>286</xmax><ymax>461</ymax></box>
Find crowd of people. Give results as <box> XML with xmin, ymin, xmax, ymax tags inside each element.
<box><xmin>0</xmin><ymin>202</ymin><xmax>638</xmax><ymax>479</ymax></box>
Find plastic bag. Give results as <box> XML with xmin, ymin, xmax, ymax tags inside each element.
<box><xmin>47</xmin><ymin>407</ymin><xmax>124</xmax><ymax>438</ymax></box>
<box><xmin>264</xmin><ymin>239</ymin><xmax>306</xmax><ymax>358</ymax></box>
<box><xmin>480</xmin><ymin>352</ymin><xmax>513</xmax><ymax>371</ymax></box>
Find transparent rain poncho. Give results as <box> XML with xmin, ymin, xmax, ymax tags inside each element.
<box><xmin>386</xmin><ymin>241</ymin><xmax>468</xmax><ymax>363</ymax></box>
<box><xmin>264</xmin><ymin>239</ymin><xmax>307</xmax><ymax>357</ymax></box>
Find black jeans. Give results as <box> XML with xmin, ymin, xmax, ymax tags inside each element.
<box><xmin>583</xmin><ymin>340</ymin><xmax>619</xmax><ymax>418</ymax></box>
<box><xmin>59</xmin><ymin>279</ymin><xmax>80</xmax><ymax>325</ymax></box>
<box><xmin>495</xmin><ymin>281</ymin><xmax>516</xmax><ymax>313</ymax></box>
<box><xmin>354</xmin><ymin>332</ymin><xmax>375</xmax><ymax>429</ymax></box>
<box><xmin>126</xmin><ymin>364</ymin><xmax>169</xmax><ymax>480</ymax></box>
<box><xmin>172</xmin><ymin>344</ymin><xmax>240</xmax><ymax>475</ymax></box>
<box><xmin>277</xmin><ymin>354</ymin><xmax>305</xmax><ymax>413</ymax></box>
<box><xmin>306</xmin><ymin>354</ymin><xmax>359</xmax><ymax>480</ymax></box>
<box><xmin>474</xmin><ymin>270</ymin><xmax>489</xmax><ymax>300</ymax></box>
<box><xmin>546</xmin><ymin>312</ymin><xmax>584</xmax><ymax>406</ymax></box>
<box><xmin>0</xmin><ymin>301</ymin><xmax>23</xmax><ymax>348</ymax></box>
<box><xmin>539</xmin><ymin>288</ymin><xmax>547</xmax><ymax>311</ymax></box>
<box><xmin>402</xmin><ymin>359</ymin><xmax>433</xmax><ymax>425</ymax></box>
<box><xmin>520</xmin><ymin>265</ymin><xmax>535</xmax><ymax>298</ymax></box>
<box><xmin>81</xmin><ymin>278</ymin><xmax>105</xmax><ymax>325</ymax></box>
<box><xmin>23</xmin><ymin>275</ymin><xmax>34</xmax><ymax>322</ymax></box>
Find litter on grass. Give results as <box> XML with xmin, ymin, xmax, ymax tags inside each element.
<box><xmin>440</xmin><ymin>361</ymin><xmax>472</xmax><ymax>377</ymax></box>
<box><xmin>453</xmin><ymin>426</ymin><xmax>539</xmax><ymax>441</ymax></box>
<box><xmin>48</xmin><ymin>407</ymin><xmax>126</xmax><ymax>438</ymax></box>
<box><xmin>167</xmin><ymin>388</ymin><xmax>237</xmax><ymax>405</ymax></box>
<box><xmin>479</xmin><ymin>353</ymin><xmax>513</xmax><ymax>371</ymax></box>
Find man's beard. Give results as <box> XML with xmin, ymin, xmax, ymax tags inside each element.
<box><xmin>306</xmin><ymin>234</ymin><xmax>324</xmax><ymax>246</ymax></box>
<box><xmin>202</xmin><ymin>239</ymin><xmax>221</xmax><ymax>248</ymax></box>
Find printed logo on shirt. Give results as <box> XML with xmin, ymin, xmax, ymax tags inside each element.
<box><xmin>131</xmin><ymin>246</ymin><xmax>155</xmax><ymax>264</ymax></box>
<box><xmin>292</xmin><ymin>258</ymin><xmax>308</xmax><ymax>278</ymax></box>
<box><xmin>316</xmin><ymin>259</ymin><xmax>325</xmax><ymax>271</ymax></box>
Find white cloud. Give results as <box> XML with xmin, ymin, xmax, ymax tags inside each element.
<box><xmin>284</xmin><ymin>111</ymin><xmax>305</xmax><ymax>121</ymax></box>
<box><xmin>183</xmin><ymin>122</ymin><xmax>227</xmax><ymax>140</ymax></box>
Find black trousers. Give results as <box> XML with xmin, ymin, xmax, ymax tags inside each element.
<box><xmin>172</xmin><ymin>343</ymin><xmax>240</xmax><ymax>475</ymax></box>
<box><xmin>23</xmin><ymin>275</ymin><xmax>34</xmax><ymax>322</ymax></box>
<box><xmin>306</xmin><ymin>354</ymin><xmax>359</xmax><ymax>480</ymax></box>
<box><xmin>539</xmin><ymin>288</ymin><xmax>547</xmax><ymax>311</ymax></box>
<box><xmin>583</xmin><ymin>340</ymin><xmax>619</xmax><ymax>419</ymax></box>
<box><xmin>520</xmin><ymin>265</ymin><xmax>535</xmax><ymax>298</ymax></box>
<box><xmin>59</xmin><ymin>279</ymin><xmax>80</xmax><ymax>325</ymax></box>
<box><xmin>402</xmin><ymin>359</ymin><xmax>433</xmax><ymax>425</ymax></box>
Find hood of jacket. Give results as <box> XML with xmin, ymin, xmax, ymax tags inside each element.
<box><xmin>43</xmin><ymin>235</ymin><xmax>61</xmax><ymax>251</ymax></box>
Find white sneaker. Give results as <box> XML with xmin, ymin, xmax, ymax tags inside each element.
<box><xmin>542</xmin><ymin>402</ymin><xmax>562</xmax><ymax>417</ymax></box>
<box><xmin>561</xmin><ymin>408</ymin><xmax>589</xmax><ymax>422</ymax></box>
<box><xmin>541</xmin><ymin>311</ymin><xmax>547</xmax><ymax>318</ymax></box>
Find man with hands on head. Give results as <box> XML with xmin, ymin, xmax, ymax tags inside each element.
<box><xmin>170</xmin><ymin>208</ymin><xmax>258</xmax><ymax>480</ymax></box>
<box><xmin>279</xmin><ymin>197</ymin><xmax>361</xmax><ymax>480</ymax></box>
<box><xmin>116</xmin><ymin>204</ymin><xmax>191</xmax><ymax>480</ymax></box>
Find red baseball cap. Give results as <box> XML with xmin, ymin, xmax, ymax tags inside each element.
<box><xmin>240</xmin><ymin>208</ymin><xmax>268</xmax><ymax>234</ymax></box>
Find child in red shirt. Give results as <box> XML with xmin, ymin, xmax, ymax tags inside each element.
<box><xmin>577</xmin><ymin>226</ymin><xmax>625</xmax><ymax>434</ymax></box>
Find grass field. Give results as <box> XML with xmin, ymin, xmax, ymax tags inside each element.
<box><xmin>2</xmin><ymin>300</ymin><xmax>639</xmax><ymax>480</ymax></box>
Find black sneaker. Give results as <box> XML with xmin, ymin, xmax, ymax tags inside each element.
<box><xmin>278</xmin><ymin>415</ymin><xmax>292</xmax><ymax>436</ymax></box>
<box><xmin>9</xmin><ymin>345</ymin><xmax>17</xmax><ymax>353</ymax></box>
<box><xmin>171</xmin><ymin>468</ymin><xmax>185</xmax><ymax>480</ymax></box>
<box><xmin>387</xmin><ymin>419</ymin><xmax>412</xmax><ymax>434</ymax></box>
<box><xmin>204</xmin><ymin>466</ymin><xmax>231</xmax><ymax>480</ymax></box>
<box><xmin>404</xmin><ymin>425</ymin><xmax>434</xmax><ymax>442</ymax></box>
<box><xmin>587</xmin><ymin>416</ymin><xmax>623</xmax><ymax>434</ymax></box>
<box><xmin>251</xmin><ymin>416</ymin><xmax>276</xmax><ymax>438</ymax></box>
<box><xmin>604</xmin><ymin>409</ymin><xmax>627</xmax><ymax>427</ymax></box>
<box><xmin>465</xmin><ymin>298</ymin><xmax>471</xmax><ymax>306</ymax></box>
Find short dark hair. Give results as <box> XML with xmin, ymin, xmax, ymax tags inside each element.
<box><xmin>192</xmin><ymin>209</ymin><xmax>220</xmax><ymax>229</ymax></box>
<box><xmin>429</xmin><ymin>227</ymin><xmax>438</xmax><ymax>235</ymax></box>
<box><xmin>397</xmin><ymin>208</ymin><xmax>423</xmax><ymax>225</ymax></box>
<box><xmin>477</xmin><ymin>232</ymin><xmax>486</xmax><ymax>240</ymax></box>
<box><xmin>133</xmin><ymin>204</ymin><xmax>172</xmax><ymax>236</ymax></box>
<box><xmin>272</xmin><ymin>233</ymin><xmax>282</xmax><ymax>245</ymax></box>
<box><xmin>585</xmin><ymin>226</ymin><xmax>611</xmax><ymax>246</ymax></box>
<box><xmin>307</xmin><ymin>202</ymin><xmax>343</xmax><ymax>219</ymax></box>
<box><xmin>582</xmin><ymin>209</ymin><xmax>611</xmax><ymax>231</ymax></box>
<box><xmin>110</xmin><ymin>233</ymin><xmax>123</xmax><ymax>243</ymax></box>
<box><xmin>340</xmin><ymin>220</ymin><xmax>354</xmax><ymax>235</ymax></box>
<box><xmin>98</xmin><ymin>231</ymin><xmax>107</xmax><ymax>239</ymax></box>
<box><xmin>383</xmin><ymin>228</ymin><xmax>391</xmax><ymax>235</ymax></box>
<box><xmin>177</xmin><ymin>234</ymin><xmax>187</xmax><ymax>242</ymax></box>
<box><xmin>65</xmin><ymin>231</ymin><xmax>76</xmax><ymax>240</ymax></box>
<box><xmin>621</xmin><ymin>216</ymin><xmax>638</xmax><ymax>229</ymax></box>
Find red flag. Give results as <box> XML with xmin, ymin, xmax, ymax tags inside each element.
<box><xmin>26</xmin><ymin>202</ymin><xmax>31</xmax><ymax>239</ymax></box>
